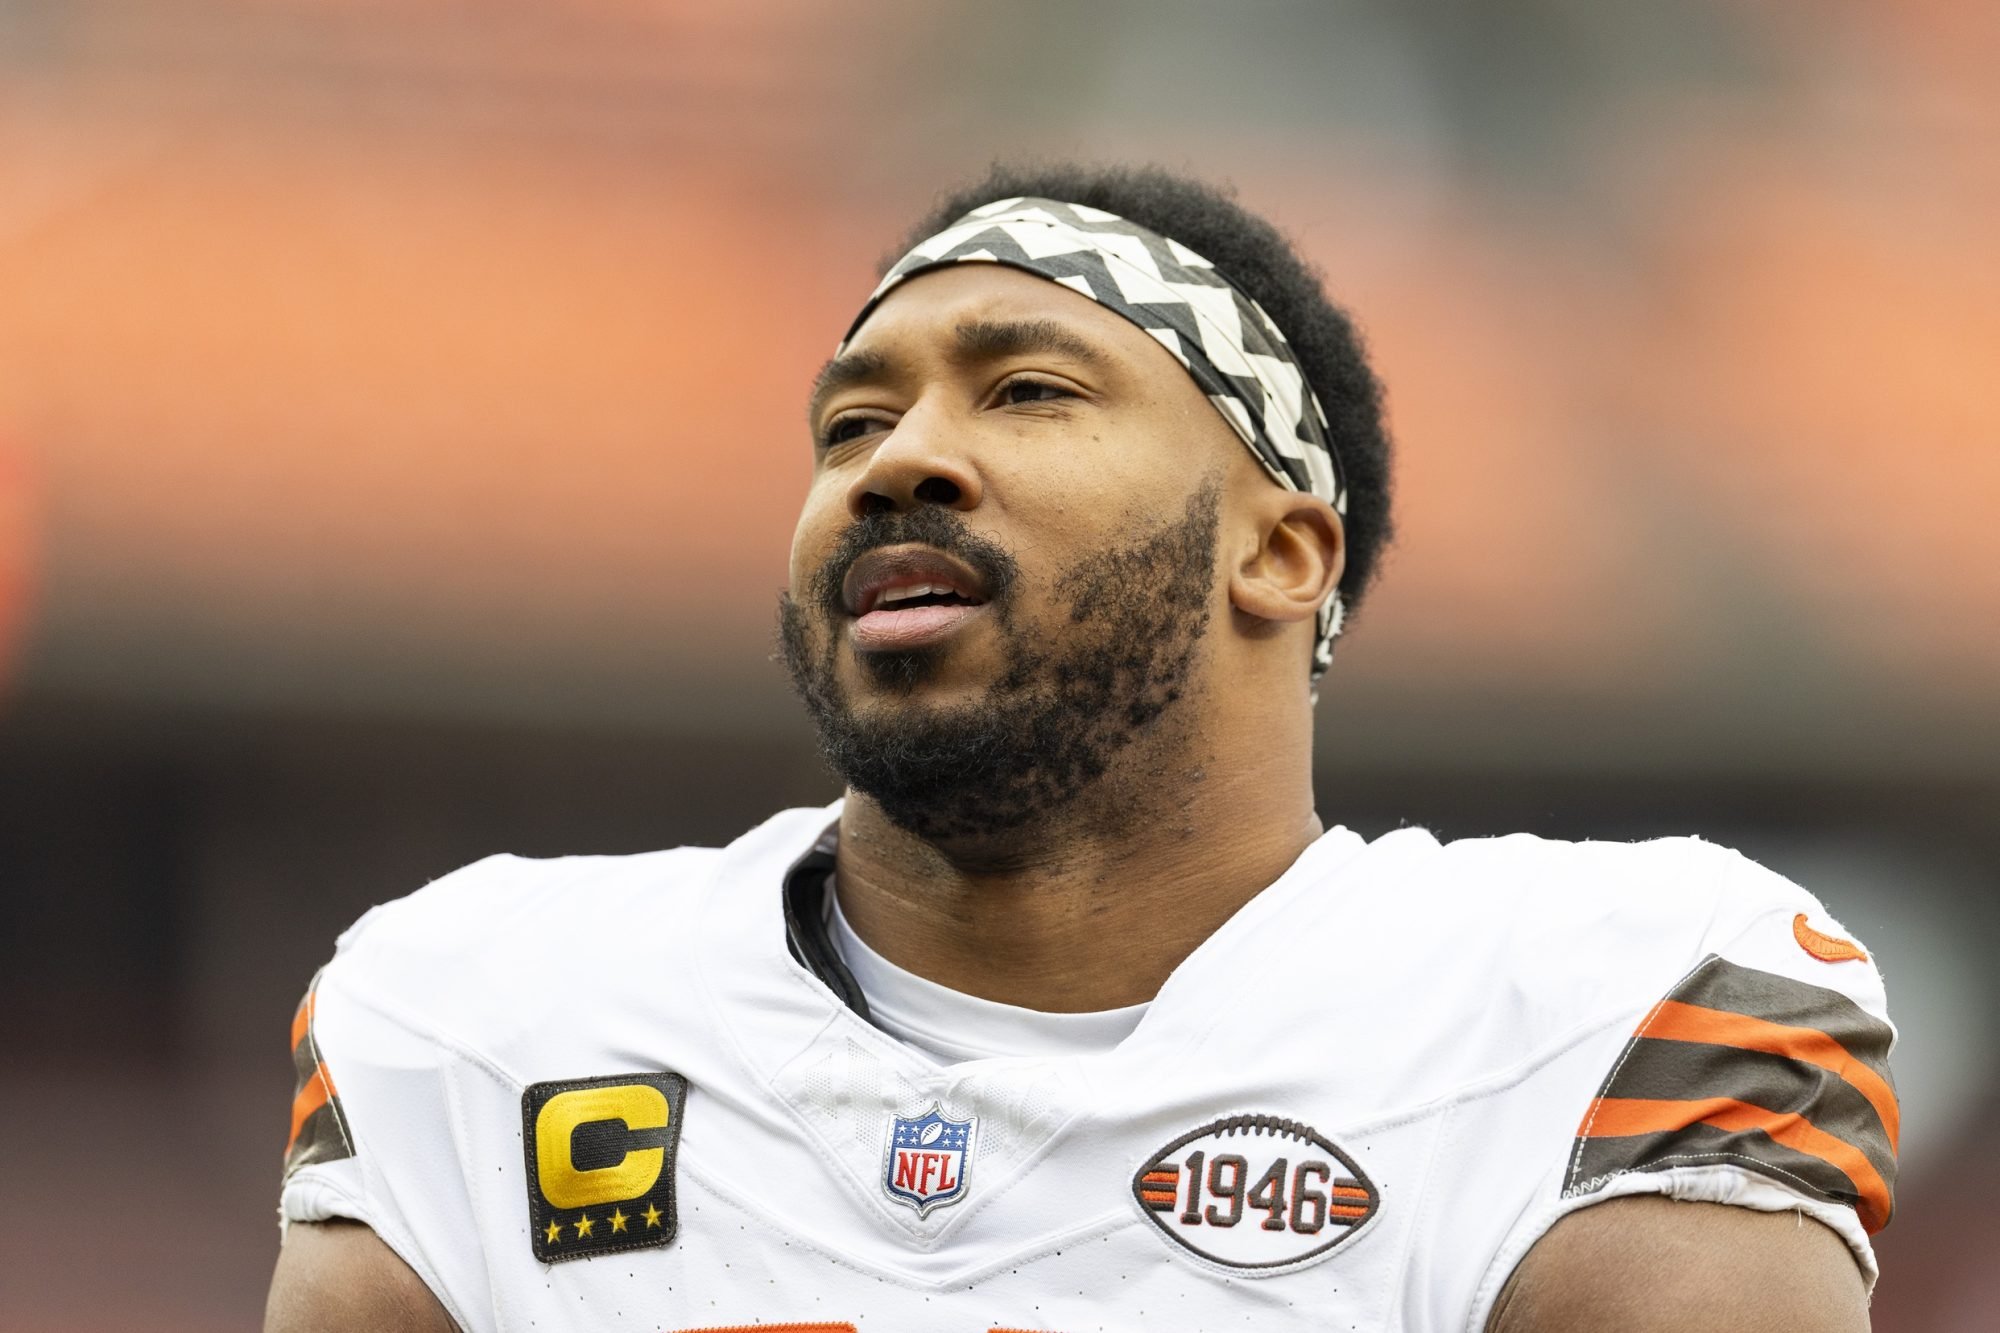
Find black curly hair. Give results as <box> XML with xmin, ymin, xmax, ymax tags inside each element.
<box><xmin>886</xmin><ymin>162</ymin><xmax>1395</xmax><ymax>621</ymax></box>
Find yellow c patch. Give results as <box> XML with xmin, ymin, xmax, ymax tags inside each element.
<box><xmin>523</xmin><ymin>1071</ymin><xmax>687</xmax><ymax>1264</ymax></box>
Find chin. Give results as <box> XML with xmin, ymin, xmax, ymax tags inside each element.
<box><xmin>844</xmin><ymin>639</ymin><xmax>1007</xmax><ymax>701</ymax></box>
<box><xmin>852</xmin><ymin>645</ymin><xmax>945</xmax><ymax>694</ymax></box>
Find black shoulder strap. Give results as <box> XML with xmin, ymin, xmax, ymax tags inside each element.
<box><xmin>781</xmin><ymin>826</ymin><xmax>870</xmax><ymax>1021</ymax></box>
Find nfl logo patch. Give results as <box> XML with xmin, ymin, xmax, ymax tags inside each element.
<box><xmin>883</xmin><ymin>1102</ymin><xmax>975</xmax><ymax>1217</ymax></box>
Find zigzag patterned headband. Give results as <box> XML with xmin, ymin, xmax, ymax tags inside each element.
<box><xmin>840</xmin><ymin>196</ymin><xmax>1348</xmax><ymax>679</ymax></box>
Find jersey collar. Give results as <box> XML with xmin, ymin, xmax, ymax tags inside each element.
<box><xmin>781</xmin><ymin>821</ymin><xmax>872</xmax><ymax>1021</ymax></box>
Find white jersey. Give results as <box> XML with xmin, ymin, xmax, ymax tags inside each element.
<box><xmin>279</xmin><ymin>804</ymin><xmax>1898</xmax><ymax>1333</ymax></box>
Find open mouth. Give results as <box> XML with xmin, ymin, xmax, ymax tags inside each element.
<box><xmin>868</xmin><ymin>584</ymin><xmax>981</xmax><ymax>613</ymax></box>
<box><xmin>841</xmin><ymin>548</ymin><xmax>992</xmax><ymax>653</ymax></box>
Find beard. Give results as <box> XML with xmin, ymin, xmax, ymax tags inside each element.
<box><xmin>776</xmin><ymin>482</ymin><xmax>1221</xmax><ymax>851</ymax></box>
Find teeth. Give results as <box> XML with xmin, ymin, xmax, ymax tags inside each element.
<box><xmin>879</xmin><ymin>583</ymin><xmax>947</xmax><ymax>606</ymax></box>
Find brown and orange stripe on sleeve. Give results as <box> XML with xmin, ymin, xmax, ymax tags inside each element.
<box><xmin>285</xmin><ymin>971</ymin><xmax>356</xmax><ymax>1178</ymax></box>
<box><xmin>1565</xmin><ymin>956</ymin><xmax>1897</xmax><ymax>1233</ymax></box>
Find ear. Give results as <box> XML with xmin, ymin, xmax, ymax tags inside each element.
<box><xmin>1228</xmin><ymin>490</ymin><xmax>1345</xmax><ymax>628</ymax></box>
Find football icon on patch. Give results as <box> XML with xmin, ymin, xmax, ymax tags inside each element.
<box><xmin>1133</xmin><ymin>1113</ymin><xmax>1379</xmax><ymax>1273</ymax></box>
<box><xmin>883</xmin><ymin>1102</ymin><xmax>975</xmax><ymax>1217</ymax></box>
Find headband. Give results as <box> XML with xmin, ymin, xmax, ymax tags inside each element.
<box><xmin>840</xmin><ymin>196</ymin><xmax>1348</xmax><ymax>680</ymax></box>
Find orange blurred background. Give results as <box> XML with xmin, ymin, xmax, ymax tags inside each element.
<box><xmin>1</xmin><ymin>2</ymin><xmax>1994</xmax><ymax>1328</ymax></box>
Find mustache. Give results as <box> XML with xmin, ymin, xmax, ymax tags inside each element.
<box><xmin>809</xmin><ymin>505</ymin><xmax>1020</xmax><ymax>616</ymax></box>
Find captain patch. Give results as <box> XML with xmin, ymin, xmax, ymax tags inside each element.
<box><xmin>523</xmin><ymin>1072</ymin><xmax>688</xmax><ymax>1263</ymax></box>
<box><xmin>1134</xmin><ymin>1113</ymin><xmax>1380</xmax><ymax>1273</ymax></box>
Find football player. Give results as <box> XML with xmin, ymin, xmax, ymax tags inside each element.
<box><xmin>267</xmin><ymin>165</ymin><xmax>1896</xmax><ymax>1332</ymax></box>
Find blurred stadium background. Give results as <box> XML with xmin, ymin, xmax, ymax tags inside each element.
<box><xmin>1</xmin><ymin>1</ymin><xmax>1994</xmax><ymax>1328</ymax></box>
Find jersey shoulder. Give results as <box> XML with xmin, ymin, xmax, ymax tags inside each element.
<box><xmin>1427</xmin><ymin>833</ymin><xmax>1901</xmax><ymax>1242</ymax></box>
<box><xmin>325</xmin><ymin>844</ymin><xmax>716</xmax><ymax>1027</ymax></box>
<box><xmin>1246</xmin><ymin>828</ymin><xmax>1888</xmax><ymax>1085</ymax></box>
<box><xmin>1420</xmin><ymin>829</ymin><xmax>1885</xmax><ymax>1024</ymax></box>
<box><xmin>309</xmin><ymin>802</ymin><xmax>834</xmax><ymax>1060</ymax></box>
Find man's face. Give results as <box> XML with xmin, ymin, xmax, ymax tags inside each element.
<box><xmin>780</xmin><ymin>263</ymin><xmax>1251</xmax><ymax>848</ymax></box>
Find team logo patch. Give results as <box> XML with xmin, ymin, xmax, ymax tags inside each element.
<box><xmin>1793</xmin><ymin>913</ymin><xmax>1869</xmax><ymax>964</ymax></box>
<box><xmin>1133</xmin><ymin>1114</ymin><xmax>1380</xmax><ymax>1273</ymax></box>
<box><xmin>523</xmin><ymin>1072</ymin><xmax>687</xmax><ymax>1264</ymax></box>
<box><xmin>883</xmin><ymin>1102</ymin><xmax>975</xmax><ymax>1217</ymax></box>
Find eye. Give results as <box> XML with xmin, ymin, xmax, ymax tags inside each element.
<box><xmin>1001</xmin><ymin>378</ymin><xmax>1075</xmax><ymax>406</ymax></box>
<box><xmin>820</xmin><ymin>414</ymin><xmax>888</xmax><ymax>447</ymax></box>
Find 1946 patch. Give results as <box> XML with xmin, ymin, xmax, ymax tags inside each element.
<box><xmin>1133</xmin><ymin>1113</ymin><xmax>1379</xmax><ymax>1273</ymax></box>
<box><xmin>523</xmin><ymin>1072</ymin><xmax>687</xmax><ymax>1264</ymax></box>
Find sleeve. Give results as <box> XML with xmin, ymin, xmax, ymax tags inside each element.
<box><xmin>276</xmin><ymin>885</ymin><xmax>507</xmax><ymax>1333</ymax></box>
<box><xmin>278</xmin><ymin>966</ymin><xmax>362</xmax><ymax>1217</ymax></box>
<box><xmin>1464</xmin><ymin>842</ymin><xmax>1899</xmax><ymax>1328</ymax></box>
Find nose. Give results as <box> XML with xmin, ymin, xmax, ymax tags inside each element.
<box><xmin>844</xmin><ymin>396</ymin><xmax>984</xmax><ymax>518</ymax></box>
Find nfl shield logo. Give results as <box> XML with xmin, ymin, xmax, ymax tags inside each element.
<box><xmin>883</xmin><ymin>1102</ymin><xmax>975</xmax><ymax>1216</ymax></box>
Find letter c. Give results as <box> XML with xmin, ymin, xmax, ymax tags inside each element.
<box><xmin>535</xmin><ymin>1084</ymin><xmax>669</xmax><ymax>1210</ymax></box>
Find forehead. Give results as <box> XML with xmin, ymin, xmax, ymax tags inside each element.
<box><xmin>838</xmin><ymin>263</ymin><xmax>1192</xmax><ymax>383</ymax></box>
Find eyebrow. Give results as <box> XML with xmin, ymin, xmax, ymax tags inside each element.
<box><xmin>805</xmin><ymin>317</ymin><xmax>1110</xmax><ymax>427</ymax></box>
<box><xmin>953</xmin><ymin>317</ymin><xmax>1107</xmax><ymax>367</ymax></box>
<box><xmin>806</xmin><ymin>348</ymin><xmax>888</xmax><ymax>427</ymax></box>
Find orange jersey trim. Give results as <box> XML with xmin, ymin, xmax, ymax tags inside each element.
<box><xmin>676</xmin><ymin>1326</ymin><xmax>858</xmax><ymax>1332</ymax></box>
<box><xmin>288</xmin><ymin>1067</ymin><xmax>336</xmax><ymax>1153</ymax></box>
<box><xmin>1584</xmin><ymin>1095</ymin><xmax>1892</xmax><ymax>1233</ymax></box>
<box><xmin>290</xmin><ymin>991</ymin><xmax>316</xmax><ymax>1051</ymax></box>
<box><xmin>1644</xmin><ymin>1000</ymin><xmax>1900</xmax><ymax>1152</ymax></box>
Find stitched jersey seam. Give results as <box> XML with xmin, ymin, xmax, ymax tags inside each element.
<box><xmin>1566</xmin><ymin>952</ymin><xmax>1724</xmax><ymax>1189</ymax></box>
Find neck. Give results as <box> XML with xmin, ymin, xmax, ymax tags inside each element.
<box><xmin>832</xmin><ymin>689</ymin><xmax>1321</xmax><ymax>1011</ymax></box>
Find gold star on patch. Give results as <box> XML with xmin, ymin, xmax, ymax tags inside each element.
<box><xmin>543</xmin><ymin>1220</ymin><xmax>562</xmax><ymax>1244</ymax></box>
<box><xmin>575</xmin><ymin>1212</ymin><xmax>594</xmax><ymax>1239</ymax></box>
<box><xmin>609</xmin><ymin>1207</ymin><xmax>629</xmax><ymax>1234</ymax></box>
<box><xmin>643</xmin><ymin>1202</ymin><xmax>663</xmax><ymax>1228</ymax></box>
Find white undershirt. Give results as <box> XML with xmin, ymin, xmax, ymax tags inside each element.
<box><xmin>825</xmin><ymin>880</ymin><xmax>1148</xmax><ymax>1064</ymax></box>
